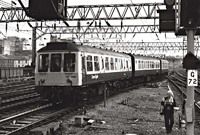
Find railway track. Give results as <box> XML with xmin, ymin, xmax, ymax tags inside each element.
<box><xmin>0</xmin><ymin>78</ymin><xmax>42</xmax><ymax>113</ymax></box>
<box><xmin>0</xmin><ymin>103</ymin><xmax>54</xmax><ymax>135</ymax></box>
<box><xmin>0</xmin><ymin>78</ymin><xmax>52</xmax><ymax>134</ymax></box>
<box><xmin>0</xmin><ymin>77</ymin><xmax>165</xmax><ymax>134</ymax></box>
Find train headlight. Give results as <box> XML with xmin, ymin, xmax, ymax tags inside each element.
<box><xmin>67</xmin><ymin>78</ymin><xmax>72</xmax><ymax>83</ymax></box>
<box><xmin>67</xmin><ymin>78</ymin><xmax>73</xmax><ymax>86</ymax></box>
<box><xmin>40</xmin><ymin>78</ymin><xmax>45</xmax><ymax>83</ymax></box>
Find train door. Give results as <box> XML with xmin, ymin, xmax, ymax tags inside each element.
<box><xmin>160</xmin><ymin>59</ymin><xmax>162</xmax><ymax>75</ymax></box>
<box><xmin>81</xmin><ymin>53</ymin><xmax>87</xmax><ymax>84</ymax></box>
<box><xmin>100</xmin><ymin>56</ymin><xmax>105</xmax><ymax>73</ymax></box>
<box><xmin>131</xmin><ymin>56</ymin><xmax>135</xmax><ymax>77</ymax></box>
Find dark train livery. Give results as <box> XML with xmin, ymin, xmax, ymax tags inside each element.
<box><xmin>35</xmin><ymin>41</ymin><xmax>169</xmax><ymax>101</ymax></box>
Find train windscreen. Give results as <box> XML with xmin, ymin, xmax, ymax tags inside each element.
<box><xmin>64</xmin><ymin>53</ymin><xmax>75</xmax><ymax>72</ymax></box>
<box><xmin>38</xmin><ymin>54</ymin><xmax>49</xmax><ymax>72</ymax></box>
<box><xmin>50</xmin><ymin>54</ymin><xmax>62</xmax><ymax>72</ymax></box>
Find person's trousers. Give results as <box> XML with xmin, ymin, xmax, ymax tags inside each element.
<box><xmin>164</xmin><ymin>114</ymin><xmax>174</xmax><ymax>132</ymax></box>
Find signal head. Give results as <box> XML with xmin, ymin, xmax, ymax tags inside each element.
<box><xmin>164</xmin><ymin>0</ymin><xmax>175</xmax><ymax>9</ymax></box>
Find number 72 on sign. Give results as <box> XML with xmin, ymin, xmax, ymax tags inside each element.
<box><xmin>187</xmin><ymin>70</ymin><xmax>198</xmax><ymax>86</ymax></box>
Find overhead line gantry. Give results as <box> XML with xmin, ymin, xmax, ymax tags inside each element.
<box><xmin>0</xmin><ymin>3</ymin><xmax>164</xmax><ymax>22</ymax></box>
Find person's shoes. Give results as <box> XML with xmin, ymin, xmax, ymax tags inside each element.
<box><xmin>166</xmin><ymin>130</ymin><xmax>171</xmax><ymax>134</ymax></box>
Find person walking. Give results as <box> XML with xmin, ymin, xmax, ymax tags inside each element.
<box><xmin>160</xmin><ymin>90</ymin><xmax>176</xmax><ymax>134</ymax></box>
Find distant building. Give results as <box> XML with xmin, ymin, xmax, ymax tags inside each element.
<box><xmin>14</xmin><ymin>56</ymin><xmax>32</xmax><ymax>67</ymax></box>
<box><xmin>1</xmin><ymin>36</ymin><xmax>30</xmax><ymax>56</ymax></box>
<box><xmin>15</xmin><ymin>50</ymin><xmax>32</xmax><ymax>56</ymax></box>
<box><xmin>0</xmin><ymin>55</ymin><xmax>14</xmax><ymax>68</ymax></box>
<box><xmin>0</xmin><ymin>55</ymin><xmax>31</xmax><ymax>68</ymax></box>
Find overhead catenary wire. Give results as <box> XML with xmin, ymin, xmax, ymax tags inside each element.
<box><xmin>0</xmin><ymin>0</ymin><xmax>12</xmax><ymax>7</ymax></box>
<box><xmin>129</xmin><ymin>0</ymin><xmax>160</xmax><ymax>42</ymax></box>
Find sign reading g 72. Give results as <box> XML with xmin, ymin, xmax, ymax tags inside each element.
<box><xmin>187</xmin><ymin>70</ymin><xmax>198</xmax><ymax>86</ymax></box>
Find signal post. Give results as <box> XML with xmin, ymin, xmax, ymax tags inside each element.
<box><xmin>185</xmin><ymin>30</ymin><xmax>195</xmax><ymax>135</ymax></box>
<box><xmin>183</xmin><ymin>32</ymin><xmax>200</xmax><ymax>134</ymax></box>
<box><xmin>181</xmin><ymin>0</ymin><xmax>200</xmax><ymax>134</ymax></box>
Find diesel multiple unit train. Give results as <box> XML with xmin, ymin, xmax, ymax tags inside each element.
<box><xmin>35</xmin><ymin>41</ymin><xmax>169</xmax><ymax>102</ymax></box>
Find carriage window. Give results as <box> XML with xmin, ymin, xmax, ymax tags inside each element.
<box><xmin>126</xmin><ymin>60</ymin><xmax>128</xmax><ymax>69</ymax></box>
<box><xmin>50</xmin><ymin>54</ymin><xmax>61</xmax><ymax>72</ymax></box>
<box><xmin>87</xmin><ymin>55</ymin><xmax>93</xmax><ymax>71</ymax></box>
<box><xmin>121</xmin><ymin>59</ymin><xmax>123</xmax><ymax>69</ymax></box>
<box><xmin>105</xmin><ymin>57</ymin><xmax>109</xmax><ymax>70</ymax></box>
<box><xmin>38</xmin><ymin>54</ymin><xmax>49</xmax><ymax>72</ymax></box>
<box><xmin>64</xmin><ymin>54</ymin><xmax>75</xmax><ymax>72</ymax></box>
<box><xmin>152</xmin><ymin>62</ymin><xmax>154</xmax><ymax>68</ymax></box>
<box><xmin>150</xmin><ymin>61</ymin><xmax>152</xmax><ymax>68</ymax></box>
<box><xmin>139</xmin><ymin>60</ymin><xmax>141</xmax><ymax>69</ymax></box>
<box><xmin>110</xmin><ymin>58</ymin><xmax>114</xmax><ymax>70</ymax></box>
<box><xmin>94</xmin><ymin>56</ymin><xmax>100</xmax><ymax>71</ymax></box>
<box><xmin>101</xmin><ymin>57</ymin><xmax>104</xmax><ymax>70</ymax></box>
<box><xmin>118</xmin><ymin>59</ymin><xmax>121</xmax><ymax>70</ymax></box>
<box><xmin>142</xmin><ymin>61</ymin><xmax>144</xmax><ymax>69</ymax></box>
<box><xmin>129</xmin><ymin>60</ymin><xmax>132</xmax><ymax>70</ymax></box>
<box><xmin>115</xmin><ymin>58</ymin><xmax>118</xmax><ymax>70</ymax></box>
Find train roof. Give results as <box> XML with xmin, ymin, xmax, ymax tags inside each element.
<box><xmin>161</xmin><ymin>59</ymin><xmax>169</xmax><ymax>63</ymax></box>
<box><xmin>37</xmin><ymin>42</ymin><xmax>130</xmax><ymax>57</ymax></box>
<box><xmin>38</xmin><ymin>42</ymin><xmax>168</xmax><ymax>62</ymax></box>
<box><xmin>129</xmin><ymin>54</ymin><xmax>160</xmax><ymax>61</ymax></box>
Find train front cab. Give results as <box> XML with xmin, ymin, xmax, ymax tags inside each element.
<box><xmin>35</xmin><ymin>42</ymin><xmax>133</xmax><ymax>103</ymax></box>
<box><xmin>35</xmin><ymin>51</ymin><xmax>83</xmax><ymax>102</ymax></box>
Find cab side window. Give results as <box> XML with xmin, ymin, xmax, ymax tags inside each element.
<box><xmin>38</xmin><ymin>54</ymin><xmax>49</xmax><ymax>72</ymax></box>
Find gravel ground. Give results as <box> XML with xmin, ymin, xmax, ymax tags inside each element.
<box><xmin>58</xmin><ymin>80</ymin><xmax>200</xmax><ymax>135</ymax></box>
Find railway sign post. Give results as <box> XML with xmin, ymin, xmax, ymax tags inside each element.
<box><xmin>185</xmin><ymin>30</ymin><xmax>195</xmax><ymax>135</ymax></box>
<box><xmin>187</xmin><ymin>70</ymin><xmax>198</xmax><ymax>86</ymax></box>
<box><xmin>182</xmin><ymin>28</ymin><xmax>200</xmax><ymax>135</ymax></box>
